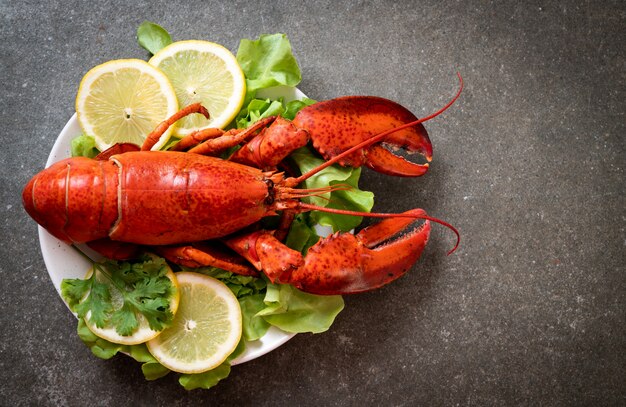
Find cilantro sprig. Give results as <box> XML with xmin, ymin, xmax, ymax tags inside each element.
<box><xmin>61</xmin><ymin>256</ymin><xmax>177</xmax><ymax>336</ymax></box>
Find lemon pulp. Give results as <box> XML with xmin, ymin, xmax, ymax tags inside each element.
<box><xmin>149</xmin><ymin>40</ymin><xmax>246</xmax><ymax>135</ymax></box>
<box><xmin>75</xmin><ymin>59</ymin><xmax>178</xmax><ymax>151</ymax></box>
<box><xmin>146</xmin><ymin>272</ymin><xmax>242</xmax><ymax>374</ymax></box>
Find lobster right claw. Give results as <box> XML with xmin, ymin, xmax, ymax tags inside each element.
<box><xmin>292</xmin><ymin>96</ymin><xmax>433</xmax><ymax>177</ymax></box>
<box><xmin>287</xmin><ymin>209</ymin><xmax>431</xmax><ymax>295</ymax></box>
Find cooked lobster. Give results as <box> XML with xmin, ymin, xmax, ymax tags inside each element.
<box><xmin>22</xmin><ymin>76</ymin><xmax>462</xmax><ymax>295</ymax></box>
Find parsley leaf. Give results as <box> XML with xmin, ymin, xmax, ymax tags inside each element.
<box><xmin>61</xmin><ymin>256</ymin><xmax>176</xmax><ymax>337</ymax></box>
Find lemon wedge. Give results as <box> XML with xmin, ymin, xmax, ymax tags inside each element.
<box><xmin>146</xmin><ymin>272</ymin><xmax>242</xmax><ymax>374</ymax></box>
<box><xmin>148</xmin><ymin>40</ymin><xmax>246</xmax><ymax>135</ymax></box>
<box><xmin>75</xmin><ymin>59</ymin><xmax>179</xmax><ymax>151</ymax></box>
<box><xmin>84</xmin><ymin>259</ymin><xmax>180</xmax><ymax>346</ymax></box>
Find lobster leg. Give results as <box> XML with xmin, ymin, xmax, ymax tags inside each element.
<box><xmin>141</xmin><ymin>103</ymin><xmax>210</xmax><ymax>151</ymax></box>
<box><xmin>156</xmin><ymin>242</ymin><xmax>259</xmax><ymax>276</ymax></box>
<box><xmin>223</xmin><ymin>210</ymin><xmax>431</xmax><ymax>295</ymax></box>
<box><xmin>185</xmin><ymin>116</ymin><xmax>276</xmax><ymax>155</ymax></box>
<box><xmin>229</xmin><ymin>116</ymin><xmax>310</xmax><ymax>170</ymax></box>
<box><xmin>95</xmin><ymin>143</ymin><xmax>141</xmax><ymax>160</ymax></box>
<box><xmin>170</xmin><ymin>128</ymin><xmax>225</xmax><ymax>151</ymax></box>
<box><xmin>273</xmin><ymin>209</ymin><xmax>297</xmax><ymax>242</ymax></box>
<box><xmin>86</xmin><ymin>238</ymin><xmax>141</xmax><ymax>260</ymax></box>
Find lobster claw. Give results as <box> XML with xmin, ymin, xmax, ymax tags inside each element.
<box><xmin>288</xmin><ymin>209</ymin><xmax>431</xmax><ymax>295</ymax></box>
<box><xmin>293</xmin><ymin>96</ymin><xmax>432</xmax><ymax>177</ymax></box>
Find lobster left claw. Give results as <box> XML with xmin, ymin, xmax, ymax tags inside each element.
<box><xmin>288</xmin><ymin>209</ymin><xmax>431</xmax><ymax>295</ymax></box>
<box><xmin>293</xmin><ymin>96</ymin><xmax>433</xmax><ymax>177</ymax></box>
<box><xmin>224</xmin><ymin>209</ymin><xmax>431</xmax><ymax>295</ymax></box>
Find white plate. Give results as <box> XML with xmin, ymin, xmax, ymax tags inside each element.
<box><xmin>39</xmin><ymin>86</ymin><xmax>308</xmax><ymax>365</ymax></box>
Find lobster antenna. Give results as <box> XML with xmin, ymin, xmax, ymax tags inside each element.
<box><xmin>289</xmin><ymin>73</ymin><xmax>463</xmax><ymax>186</ymax></box>
<box><xmin>297</xmin><ymin>202</ymin><xmax>460</xmax><ymax>255</ymax></box>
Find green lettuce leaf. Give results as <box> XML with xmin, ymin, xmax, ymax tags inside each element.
<box><xmin>239</xmin><ymin>293</ymin><xmax>270</xmax><ymax>341</ymax></box>
<box><xmin>71</xmin><ymin>134</ymin><xmax>99</xmax><ymax>158</ymax></box>
<box><xmin>179</xmin><ymin>364</ymin><xmax>231</xmax><ymax>390</ymax></box>
<box><xmin>289</xmin><ymin>147</ymin><xmax>375</xmax><ymax>232</ymax></box>
<box><xmin>256</xmin><ymin>283</ymin><xmax>344</xmax><ymax>334</ymax></box>
<box><xmin>178</xmin><ymin>339</ymin><xmax>246</xmax><ymax>390</ymax></box>
<box><xmin>282</xmin><ymin>98</ymin><xmax>317</xmax><ymax>120</ymax></box>
<box><xmin>136</xmin><ymin>21</ymin><xmax>172</xmax><ymax>55</ymax></box>
<box><xmin>236</xmin><ymin>98</ymin><xmax>284</xmax><ymax>129</ymax></box>
<box><xmin>77</xmin><ymin>318</ymin><xmax>126</xmax><ymax>360</ymax></box>
<box><xmin>285</xmin><ymin>213</ymin><xmax>320</xmax><ymax>254</ymax></box>
<box><xmin>127</xmin><ymin>344</ymin><xmax>171</xmax><ymax>380</ymax></box>
<box><xmin>236</xmin><ymin>33</ymin><xmax>301</xmax><ymax>103</ymax></box>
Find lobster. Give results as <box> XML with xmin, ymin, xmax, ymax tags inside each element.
<box><xmin>22</xmin><ymin>75</ymin><xmax>462</xmax><ymax>295</ymax></box>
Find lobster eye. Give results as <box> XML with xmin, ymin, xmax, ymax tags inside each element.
<box><xmin>264</xmin><ymin>178</ymin><xmax>275</xmax><ymax>205</ymax></box>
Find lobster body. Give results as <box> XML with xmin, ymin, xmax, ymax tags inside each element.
<box><xmin>110</xmin><ymin>152</ymin><xmax>272</xmax><ymax>245</ymax></box>
<box><xmin>23</xmin><ymin>152</ymin><xmax>276</xmax><ymax>245</ymax></box>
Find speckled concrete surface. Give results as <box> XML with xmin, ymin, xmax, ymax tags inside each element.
<box><xmin>1</xmin><ymin>1</ymin><xmax>624</xmax><ymax>405</ymax></box>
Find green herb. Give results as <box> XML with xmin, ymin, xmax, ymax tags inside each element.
<box><xmin>137</xmin><ymin>21</ymin><xmax>172</xmax><ymax>55</ymax></box>
<box><xmin>61</xmin><ymin>256</ymin><xmax>176</xmax><ymax>336</ymax></box>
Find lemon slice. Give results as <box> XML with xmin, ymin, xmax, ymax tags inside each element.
<box><xmin>75</xmin><ymin>59</ymin><xmax>179</xmax><ymax>151</ymax></box>
<box><xmin>84</xmin><ymin>259</ymin><xmax>180</xmax><ymax>345</ymax></box>
<box><xmin>146</xmin><ymin>272</ymin><xmax>242</xmax><ymax>374</ymax></box>
<box><xmin>148</xmin><ymin>40</ymin><xmax>246</xmax><ymax>135</ymax></box>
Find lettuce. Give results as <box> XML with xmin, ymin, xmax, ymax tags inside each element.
<box><xmin>71</xmin><ymin>134</ymin><xmax>99</xmax><ymax>158</ymax></box>
<box><xmin>235</xmin><ymin>98</ymin><xmax>285</xmax><ymax>129</ymax></box>
<box><xmin>76</xmin><ymin>319</ymin><xmax>170</xmax><ymax>380</ymax></box>
<box><xmin>178</xmin><ymin>340</ymin><xmax>246</xmax><ymax>390</ymax></box>
<box><xmin>236</xmin><ymin>33</ymin><xmax>302</xmax><ymax>103</ymax></box>
<box><xmin>136</xmin><ymin>21</ymin><xmax>172</xmax><ymax>55</ymax></box>
<box><xmin>256</xmin><ymin>283</ymin><xmax>344</xmax><ymax>334</ymax></box>
<box><xmin>285</xmin><ymin>213</ymin><xmax>320</xmax><ymax>254</ymax></box>
<box><xmin>289</xmin><ymin>147</ymin><xmax>374</xmax><ymax>232</ymax></box>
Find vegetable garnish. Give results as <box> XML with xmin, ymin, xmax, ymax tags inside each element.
<box><xmin>137</xmin><ymin>21</ymin><xmax>173</xmax><ymax>55</ymax></box>
<box><xmin>61</xmin><ymin>255</ymin><xmax>179</xmax><ymax>345</ymax></box>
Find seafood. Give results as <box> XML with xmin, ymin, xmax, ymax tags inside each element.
<box><xmin>22</xmin><ymin>76</ymin><xmax>462</xmax><ymax>295</ymax></box>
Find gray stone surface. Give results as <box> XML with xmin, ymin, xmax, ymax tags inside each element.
<box><xmin>1</xmin><ymin>0</ymin><xmax>624</xmax><ymax>405</ymax></box>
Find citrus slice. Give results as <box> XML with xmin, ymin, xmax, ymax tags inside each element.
<box><xmin>75</xmin><ymin>59</ymin><xmax>179</xmax><ymax>151</ymax></box>
<box><xmin>84</xmin><ymin>258</ymin><xmax>180</xmax><ymax>345</ymax></box>
<box><xmin>148</xmin><ymin>40</ymin><xmax>246</xmax><ymax>135</ymax></box>
<box><xmin>146</xmin><ymin>272</ymin><xmax>242</xmax><ymax>374</ymax></box>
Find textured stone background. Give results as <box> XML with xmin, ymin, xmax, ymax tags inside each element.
<box><xmin>1</xmin><ymin>1</ymin><xmax>624</xmax><ymax>405</ymax></box>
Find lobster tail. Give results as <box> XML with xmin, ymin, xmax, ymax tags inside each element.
<box><xmin>22</xmin><ymin>157</ymin><xmax>118</xmax><ymax>243</ymax></box>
